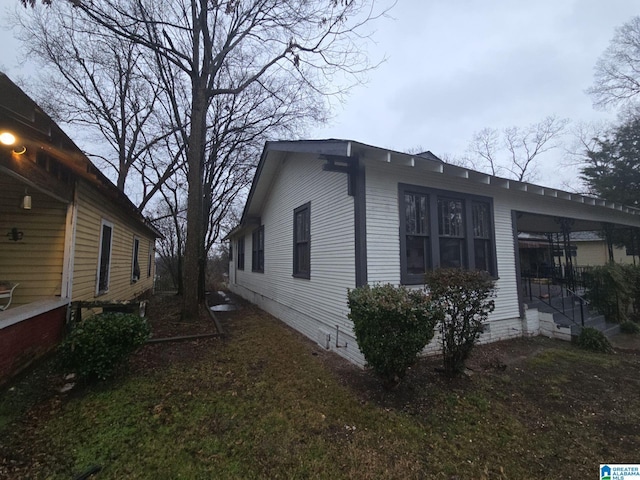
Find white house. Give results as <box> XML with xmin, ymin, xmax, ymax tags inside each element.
<box><xmin>226</xmin><ymin>140</ymin><xmax>640</xmax><ymax>366</ymax></box>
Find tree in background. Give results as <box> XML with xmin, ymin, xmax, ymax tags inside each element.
<box><xmin>589</xmin><ymin>16</ymin><xmax>640</xmax><ymax>111</ymax></box>
<box><xmin>463</xmin><ymin>116</ymin><xmax>569</xmax><ymax>182</ymax></box>
<box><xmin>12</xmin><ymin>5</ymin><xmax>178</xmax><ymax>204</ymax></box>
<box><xmin>580</xmin><ymin>116</ymin><xmax>640</xmax><ymax>208</ymax></box>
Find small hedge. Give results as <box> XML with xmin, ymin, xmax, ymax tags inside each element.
<box><xmin>348</xmin><ymin>284</ymin><xmax>441</xmax><ymax>388</ymax></box>
<box><xmin>576</xmin><ymin>327</ymin><xmax>613</xmax><ymax>354</ymax></box>
<box><xmin>425</xmin><ymin>269</ymin><xmax>496</xmax><ymax>376</ymax></box>
<box><xmin>58</xmin><ymin>312</ymin><xmax>151</xmax><ymax>382</ymax></box>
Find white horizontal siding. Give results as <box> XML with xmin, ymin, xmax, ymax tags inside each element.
<box><xmin>231</xmin><ymin>154</ymin><xmax>361</xmax><ymax>364</ymax></box>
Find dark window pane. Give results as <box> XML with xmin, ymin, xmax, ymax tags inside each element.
<box><xmin>294</xmin><ymin>204</ymin><xmax>310</xmax><ymax>277</ymax></box>
<box><xmin>237</xmin><ymin>237</ymin><xmax>245</xmax><ymax>270</ymax></box>
<box><xmin>438</xmin><ymin>198</ymin><xmax>464</xmax><ymax>237</ymax></box>
<box><xmin>406</xmin><ymin>235</ymin><xmax>429</xmax><ymax>274</ymax></box>
<box><xmin>474</xmin><ymin>238</ymin><xmax>491</xmax><ymax>272</ymax></box>
<box><xmin>98</xmin><ymin>224</ymin><xmax>112</xmax><ymax>292</ymax></box>
<box><xmin>472</xmin><ymin>202</ymin><xmax>490</xmax><ymax>238</ymax></box>
<box><xmin>440</xmin><ymin>238</ymin><xmax>466</xmax><ymax>268</ymax></box>
<box><xmin>405</xmin><ymin>194</ymin><xmax>428</xmax><ymax>234</ymax></box>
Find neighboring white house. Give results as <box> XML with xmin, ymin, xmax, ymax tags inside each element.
<box><xmin>226</xmin><ymin>140</ymin><xmax>640</xmax><ymax>366</ymax></box>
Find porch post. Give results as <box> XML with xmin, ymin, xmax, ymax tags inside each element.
<box><xmin>558</xmin><ymin>217</ymin><xmax>575</xmax><ymax>292</ymax></box>
<box><xmin>603</xmin><ymin>222</ymin><xmax>615</xmax><ymax>263</ymax></box>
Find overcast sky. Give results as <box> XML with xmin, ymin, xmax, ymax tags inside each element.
<box><xmin>308</xmin><ymin>0</ymin><xmax>638</xmax><ymax>189</ymax></box>
<box><xmin>1</xmin><ymin>1</ymin><xmax>638</xmax><ymax>191</ymax></box>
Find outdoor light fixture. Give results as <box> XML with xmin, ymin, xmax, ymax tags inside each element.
<box><xmin>7</xmin><ymin>228</ymin><xmax>23</xmax><ymax>242</ymax></box>
<box><xmin>0</xmin><ymin>131</ymin><xmax>25</xmax><ymax>154</ymax></box>
<box><xmin>0</xmin><ymin>132</ymin><xmax>16</xmax><ymax>146</ymax></box>
<box><xmin>21</xmin><ymin>193</ymin><xmax>32</xmax><ymax>210</ymax></box>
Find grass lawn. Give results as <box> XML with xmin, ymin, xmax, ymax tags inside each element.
<box><xmin>1</xmin><ymin>294</ymin><xmax>639</xmax><ymax>479</ymax></box>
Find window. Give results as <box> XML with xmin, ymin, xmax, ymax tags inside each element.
<box><xmin>399</xmin><ymin>184</ymin><xmax>496</xmax><ymax>284</ymax></box>
<box><xmin>147</xmin><ymin>241</ymin><xmax>153</xmax><ymax>278</ymax></box>
<box><xmin>97</xmin><ymin>220</ymin><xmax>113</xmax><ymax>295</ymax></box>
<box><xmin>293</xmin><ymin>203</ymin><xmax>310</xmax><ymax>278</ymax></box>
<box><xmin>438</xmin><ymin>197</ymin><xmax>466</xmax><ymax>268</ymax></box>
<box><xmin>404</xmin><ymin>193</ymin><xmax>430</xmax><ymax>275</ymax></box>
<box><xmin>252</xmin><ymin>226</ymin><xmax>264</xmax><ymax>272</ymax></box>
<box><xmin>472</xmin><ymin>202</ymin><xmax>493</xmax><ymax>272</ymax></box>
<box><xmin>237</xmin><ymin>236</ymin><xmax>245</xmax><ymax>270</ymax></box>
<box><xmin>131</xmin><ymin>237</ymin><xmax>141</xmax><ymax>283</ymax></box>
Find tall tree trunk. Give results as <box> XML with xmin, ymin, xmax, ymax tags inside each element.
<box><xmin>181</xmin><ymin>84</ymin><xmax>207</xmax><ymax>319</ymax></box>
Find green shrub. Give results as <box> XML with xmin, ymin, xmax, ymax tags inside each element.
<box><xmin>425</xmin><ymin>269</ymin><xmax>496</xmax><ymax>376</ymax></box>
<box><xmin>583</xmin><ymin>263</ymin><xmax>631</xmax><ymax>323</ymax></box>
<box><xmin>348</xmin><ymin>284</ymin><xmax>441</xmax><ymax>388</ymax></box>
<box><xmin>620</xmin><ymin>320</ymin><xmax>640</xmax><ymax>334</ymax></box>
<box><xmin>576</xmin><ymin>327</ymin><xmax>613</xmax><ymax>354</ymax></box>
<box><xmin>58</xmin><ymin>312</ymin><xmax>151</xmax><ymax>382</ymax></box>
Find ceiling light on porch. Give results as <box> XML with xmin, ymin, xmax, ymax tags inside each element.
<box><xmin>0</xmin><ymin>132</ymin><xmax>16</xmax><ymax>146</ymax></box>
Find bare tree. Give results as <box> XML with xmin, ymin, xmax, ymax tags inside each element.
<box><xmin>464</xmin><ymin>116</ymin><xmax>569</xmax><ymax>182</ymax></box>
<box><xmin>152</xmin><ymin>178</ymin><xmax>187</xmax><ymax>293</ymax></box>
<box><xmin>12</xmin><ymin>5</ymin><xmax>178</xmax><ymax>201</ymax></box>
<box><xmin>589</xmin><ymin>16</ymin><xmax>640</xmax><ymax>110</ymax></box>
<box><xmin>50</xmin><ymin>0</ymin><xmax>386</xmax><ymax>319</ymax></box>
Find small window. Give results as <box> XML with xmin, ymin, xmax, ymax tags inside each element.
<box><xmin>252</xmin><ymin>226</ymin><xmax>264</xmax><ymax>273</ymax></box>
<box><xmin>237</xmin><ymin>236</ymin><xmax>245</xmax><ymax>270</ymax></box>
<box><xmin>132</xmin><ymin>237</ymin><xmax>141</xmax><ymax>283</ymax></box>
<box><xmin>293</xmin><ymin>203</ymin><xmax>310</xmax><ymax>278</ymax></box>
<box><xmin>147</xmin><ymin>241</ymin><xmax>153</xmax><ymax>278</ymax></box>
<box><xmin>97</xmin><ymin>220</ymin><xmax>113</xmax><ymax>295</ymax></box>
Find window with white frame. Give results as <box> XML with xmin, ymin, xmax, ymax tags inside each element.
<box><xmin>147</xmin><ymin>241</ymin><xmax>153</xmax><ymax>278</ymax></box>
<box><xmin>97</xmin><ymin>219</ymin><xmax>114</xmax><ymax>294</ymax></box>
<box><xmin>132</xmin><ymin>236</ymin><xmax>141</xmax><ymax>282</ymax></box>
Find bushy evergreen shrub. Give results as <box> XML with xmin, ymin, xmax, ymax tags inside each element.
<box><xmin>58</xmin><ymin>312</ymin><xmax>150</xmax><ymax>381</ymax></box>
<box><xmin>576</xmin><ymin>327</ymin><xmax>613</xmax><ymax>353</ymax></box>
<box><xmin>425</xmin><ymin>269</ymin><xmax>496</xmax><ymax>376</ymax></box>
<box><xmin>583</xmin><ymin>263</ymin><xmax>631</xmax><ymax>322</ymax></box>
<box><xmin>348</xmin><ymin>284</ymin><xmax>441</xmax><ymax>388</ymax></box>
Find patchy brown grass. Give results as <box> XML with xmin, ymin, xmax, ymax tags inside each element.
<box><xmin>1</xmin><ymin>293</ymin><xmax>639</xmax><ymax>479</ymax></box>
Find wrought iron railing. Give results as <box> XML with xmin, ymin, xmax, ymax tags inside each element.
<box><xmin>521</xmin><ymin>269</ymin><xmax>592</xmax><ymax>326</ymax></box>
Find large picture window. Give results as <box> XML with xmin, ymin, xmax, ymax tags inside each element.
<box><xmin>252</xmin><ymin>226</ymin><xmax>264</xmax><ymax>273</ymax></box>
<box><xmin>97</xmin><ymin>219</ymin><xmax>113</xmax><ymax>295</ymax></box>
<box><xmin>399</xmin><ymin>184</ymin><xmax>496</xmax><ymax>284</ymax></box>
<box><xmin>293</xmin><ymin>203</ymin><xmax>310</xmax><ymax>278</ymax></box>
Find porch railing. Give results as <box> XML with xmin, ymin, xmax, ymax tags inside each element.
<box><xmin>521</xmin><ymin>269</ymin><xmax>591</xmax><ymax>326</ymax></box>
